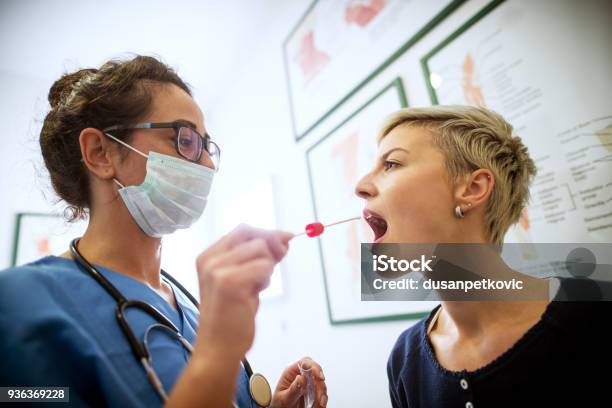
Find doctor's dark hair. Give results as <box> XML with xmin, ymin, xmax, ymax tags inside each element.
<box><xmin>40</xmin><ymin>55</ymin><xmax>191</xmax><ymax>221</ymax></box>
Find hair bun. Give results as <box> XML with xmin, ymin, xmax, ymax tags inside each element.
<box><xmin>48</xmin><ymin>69</ymin><xmax>97</xmax><ymax>109</ymax></box>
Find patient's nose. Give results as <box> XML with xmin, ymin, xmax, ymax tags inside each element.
<box><xmin>355</xmin><ymin>172</ymin><xmax>377</xmax><ymax>199</ymax></box>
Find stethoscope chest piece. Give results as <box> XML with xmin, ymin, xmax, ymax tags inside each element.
<box><xmin>249</xmin><ymin>372</ymin><xmax>272</xmax><ymax>407</ymax></box>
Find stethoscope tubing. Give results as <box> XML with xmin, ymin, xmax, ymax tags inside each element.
<box><xmin>69</xmin><ymin>238</ymin><xmax>255</xmax><ymax>377</ymax></box>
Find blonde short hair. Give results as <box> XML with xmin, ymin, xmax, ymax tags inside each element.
<box><xmin>377</xmin><ymin>105</ymin><xmax>536</xmax><ymax>244</ymax></box>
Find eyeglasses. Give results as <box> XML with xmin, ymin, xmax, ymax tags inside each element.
<box><xmin>103</xmin><ymin>122</ymin><xmax>221</xmax><ymax>171</ymax></box>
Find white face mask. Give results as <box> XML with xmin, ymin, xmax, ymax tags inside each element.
<box><xmin>105</xmin><ymin>133</ymin><xmax>214</xmax><ymax>237</ymax></box>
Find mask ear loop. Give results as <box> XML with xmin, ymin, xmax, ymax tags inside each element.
<box><xmin>105</xmin><ymin>132</ymin><xmax>149</xmax><ymax>189</ymax></box>
<box><xmin>104</xmin><ymin>132</ymin><xmax>149</xmax><ymax>159</ymax></box>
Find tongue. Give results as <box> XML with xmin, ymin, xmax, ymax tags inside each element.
<box><xmin>372</xmin><ymin>217</ymin><xmax>387</xmax><ymax>239</ymax></box>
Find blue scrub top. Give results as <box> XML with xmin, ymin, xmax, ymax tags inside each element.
<box><xmin>0</xmin><ymin>256</ymin><xmax>257</xmax><ymax>407</ymax></box>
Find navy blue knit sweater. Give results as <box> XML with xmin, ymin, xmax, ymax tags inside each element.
<box><xmin>387</xmin><ymin>288</ymin><xmax>612</xmax><ymax>407</ymax></box>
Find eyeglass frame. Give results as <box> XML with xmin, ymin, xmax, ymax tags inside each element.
<box><xmin>102</xmin><ymin>122</ymin><xmax>221</xmax><ymax>171</ymax></box>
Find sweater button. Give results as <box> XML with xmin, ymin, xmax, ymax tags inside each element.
<box><xmin>466</xmin><ymin>402</ymin><xmax>474</xmax><ymax>408</ymax></box>
<box><xmin>460</xmin><ymin>378</ymin><xmax>469</xmax><ymax>390</ymax></box>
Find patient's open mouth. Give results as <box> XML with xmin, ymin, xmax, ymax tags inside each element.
<box><xmin>363</xmin><ymin>208</ymin><xmax>388</xmax><ymax>243</ymax></box>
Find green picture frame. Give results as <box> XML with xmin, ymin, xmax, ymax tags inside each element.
<box><xmin>420</xmin><ymin>0</ymin><xmax>612</xmax><ymax>244</ymax></box>
<box><xmin>283</xmin><ymin>0</ymin><xmax>466</xmax><ymax>142</ymax></box>
<box><xmin>306</xmin><ymin>77</ymin><xmax>431</xmax><ymax>325</ymax></box>
<box><xmin>420</xmin><ymin>0</ymin><xmax>504</xmax><ymax>104</ymax></box>
<box><xmin>11</xmin><ymin>212</ymin><xmax>86</xmax><ymax>267</ymax></box>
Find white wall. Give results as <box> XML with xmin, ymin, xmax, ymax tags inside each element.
<box><xmin>0</xmin><ymin>70</ymin><xmax>53</xmax><ymax>266</ymax></box>
<box><xmin>0</xmin><ymin>0</ymin><xmax>490</xmax><ymax>406</ymax></box>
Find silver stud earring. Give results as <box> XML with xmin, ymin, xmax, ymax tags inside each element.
<box><xmin>455</xmin><ymin>205</ymin><xmax>464</xmax><ymax>219</ymax></box>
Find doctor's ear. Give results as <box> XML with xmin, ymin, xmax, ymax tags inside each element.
<box><xmin>78</xmin><ymin>128</ymin><xmax>120</xmax><ymax>180</ymax></box>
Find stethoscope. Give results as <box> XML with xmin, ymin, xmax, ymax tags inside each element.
<box><xmin>70</xmin><ymin>238</ymin><xmax>272</xmax><ymax>407</ymax></box>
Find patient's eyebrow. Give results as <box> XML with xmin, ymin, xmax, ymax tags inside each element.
<box><xmin>380</xmin><ymin>147</ymin><xmax>410</xmax><ymax>160</ymax></box>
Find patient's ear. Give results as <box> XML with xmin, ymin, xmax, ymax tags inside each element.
<box><xmin>79</xmin><ymin>128</ymin><xmax>116</xmax><ymax>180</ymax></box>
<box><xmin>454</xmin><ymin>169</ymin><xmax>494</xmax><ymax>213</ymax></box>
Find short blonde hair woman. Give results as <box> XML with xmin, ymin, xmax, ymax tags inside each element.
<box><xmin>355</xmin><ymin>105</ymin><xmax>610</xmax><ymax>407</ymax></box>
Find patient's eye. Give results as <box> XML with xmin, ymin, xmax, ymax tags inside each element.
<box><xmin>383</xmin><ymin>161</ymin><xmax>400</xmax><ymax>171</ymax></box>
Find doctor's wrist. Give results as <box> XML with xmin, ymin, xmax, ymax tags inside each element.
<box><xmin>167</xmin><ymin>347</ymin><xmax>242</xmax><ymax>407</ymax></box>
<box><xmin>190</xmin><ymin>347</ymin><xmax>243</xmax><ymax>393</ymax></box>
<box><xmin>194</xmin><ymin>331</ymin><xmax>249</xmax><ymax>362</ymax></box>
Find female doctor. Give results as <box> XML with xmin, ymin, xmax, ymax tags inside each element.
<box><xmin>0</xmin><ymin>55</ymin><xmax>328</xmax><ymax>407</ymax></box>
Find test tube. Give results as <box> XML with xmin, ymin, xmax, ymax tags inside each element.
<box><xmin>298</xmin><ymin>359</ymin><xmax>315</xmax><ymax>408</ymax></box>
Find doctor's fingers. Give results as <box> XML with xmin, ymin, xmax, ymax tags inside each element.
<box><xmin>313</xmin><ymin>378</ymin><xmax>328</xmax><ymax>408</ymax></box>
<box><xmin>233</xmin><ymin>226</ymin><xmax>292</xmax><ymax>262</ymax></box>
<box><xmin>197</xmin><ymin>237</ymin><xmax>278</xmax><ymax>281</ymax></box>
<box><xmin>215</xmin><ymin>224</ymin><xmax>293</xmax><ymax>261</ymax></box>
<box><xmin>273</xmin><ymin>374</ymin><xmax>305</xmax><ymax>408</ymax></box>
<box><xmin>302</xmin><ymin>360</ymin><xmax>327</xmax><ymax>407</ymax></box>
<box><xmin>298</xmin><ymin>358</ymin><xmax>327</xmax><ymax>408</ymax></box>
<box><xmin>211</xmin><ymin>257</ymin><xmax>276</xmax><ymax>296</ymax></box>
<box><xmin>204</xmin><ymin>238</ymin><xmax>276</xmax><ymax>271</ymax></box>
<box><xmin>298</xmin><ymin>357</ymin><xmax>326</xmax><ymax>381</ymax></box>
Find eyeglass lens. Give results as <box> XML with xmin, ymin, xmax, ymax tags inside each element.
<box><xmin>177</xmin><ymin>127</ymin><xmax>220</xmax><ymax>170</ymax></box>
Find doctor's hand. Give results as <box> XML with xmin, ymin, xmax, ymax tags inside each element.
<box><xmin>270</xmin><ymin>357</ymin><xmax>328</xmax><ymax>408</ymax></box>
<box><xmin>194</xmin><ymin>224</ymin><xmax>293</xmax><ymax>360</ymax></box>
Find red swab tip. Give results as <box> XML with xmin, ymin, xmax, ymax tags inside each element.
<box><xmin>305</xmin><ymin>222</ymin><xmax>324</xmax><ymax>237</ymax></box>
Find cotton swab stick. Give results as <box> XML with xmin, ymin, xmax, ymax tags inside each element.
<box><xmin>293</xmin><ymin>216</ymin><xmax>361</xmax><ymax>238</ymax></box>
